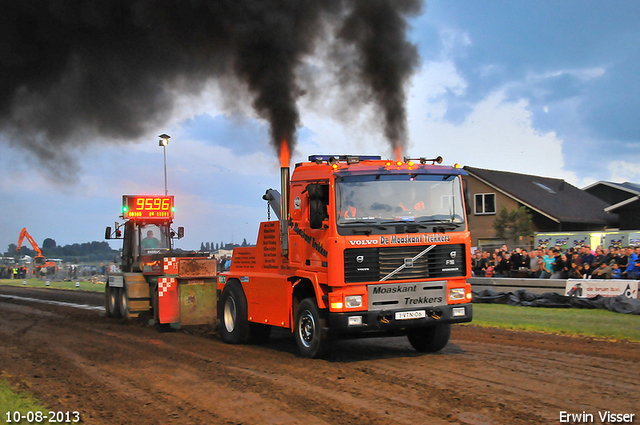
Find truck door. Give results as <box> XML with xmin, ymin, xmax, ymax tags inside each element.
<box><xmin>289</xmin><ymin>182</ymin><xmax>330</xmax><ymax>270</ymax></box>
<box><xmin>289</xmin><ymin>183</ymin><xmax>306</xmax><ymax>267</ymax></box>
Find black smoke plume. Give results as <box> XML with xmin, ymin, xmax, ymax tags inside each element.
<box><xmin>336</xmin><ymin>0</ymin><xmax>423</xmax><ymax>155</ymax></box>
<box><xmin>0</xmin><ymin>0</ymin><xmax>423</xmax><ymax>180</ymax></box>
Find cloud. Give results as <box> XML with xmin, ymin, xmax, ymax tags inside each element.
<box><xmin>406</xmin><ymin>64</ymin><xmax>588</xmax><ymax>185</ymax></box>
<box><xmin>607</xmin><ymin>161</ymin><xmax>640</xmax><ymax>184</ymax></box>
<box><xmin>409</xmin><ymin>1</ymin><xmax>640</xmax><ymax>183</ymax></box>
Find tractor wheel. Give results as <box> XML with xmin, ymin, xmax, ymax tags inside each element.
<box><xmin>294</xmin><ymin>298</ymin><xmax>331</xmax><ymax>358</ymax></box>
<box><xmin>407</xmin><ymin>324</ymin><xmax>451</xmax><ymax>353</ymax></box>
<box><xmin>106</xmin><ymin>286</ymin><xmax>121</xmax><ymax>318</ymax></box>
<box><xmin>118</xmin><ymin>284</ymin><xmax>129</xmax><ymax>318</ymax></box>
<box><xmin>219</xmin><ymin>281</ymin><xmax>250</xmax><ymax>344</ymax></box>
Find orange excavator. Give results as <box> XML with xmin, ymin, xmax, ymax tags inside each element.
<box><xmin>17</xmin><ymin>228</ymin><xmax>56</xmax><ymax>273</ymax></box>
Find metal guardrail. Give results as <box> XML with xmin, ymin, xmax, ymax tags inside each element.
<box><xmin>469</xmin><ymin>277</ymin><xmax>567</xmax><ymax>295</ymax></box>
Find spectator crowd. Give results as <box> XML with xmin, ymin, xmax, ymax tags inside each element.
<box><xmin>0</xmin><ymin>265</ymin><xmax>27</xmax><ymax>279</ymax></box>
<box><xmin>472</xmin><ymin>244</ymin><xmax>640</xmax><ymax>280</ymax></box>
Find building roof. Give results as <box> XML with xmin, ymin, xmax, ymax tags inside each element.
<box><xmin>464</xmin><ymin>166</ymin><xmax>615</xmax><ymax>225</ymax></box>
<box><xmin>583</xmin><ymin>181</ymin><xmax>640</xmax><ymax>195</ymax></box>
<box><xmin>581</xmin><ymin>180</ymin><xmax>640</xmax><ymax>213</ymax></box>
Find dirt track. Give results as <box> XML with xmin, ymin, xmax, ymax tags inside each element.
<box><xmin>0</xmin><ymin>286</ymin><xmax>638</xmax><ymax>425</ymax></box>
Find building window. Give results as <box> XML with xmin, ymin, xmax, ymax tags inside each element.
<box><xmin>475</xmin><ymin>193</ymin><xmax>496</xmax><ymax>215</ymax></box>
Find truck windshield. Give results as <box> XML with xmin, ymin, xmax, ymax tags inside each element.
<box><xmin>139</xmin><ymin>224</ymin><xmax>170</xmax><ymax>255</ymax></box>
<box><xmin>336</xmin><ymin>174</ymin><xmax>466</xmax><ymax>228</ymax></box>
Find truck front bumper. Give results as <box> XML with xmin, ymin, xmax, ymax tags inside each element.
<box><xmin>328</xmin><ymin>303</ymin><xmax>472</xmax><ymax>336</ymax></box>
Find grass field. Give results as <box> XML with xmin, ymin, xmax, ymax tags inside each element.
<box><xmin>0</xmin><ymin>278</ymin><xmax>104</xmax><ymax>293</ymax></box>
<box><xmin>471</xmin><ymin>303</ymin><xmax>640</xmax><ymax>342</ymax></box>
<box><xmin>0</xmin><ymin>376</ymin><xmax>48</xmax><ymax>424</ymax></box>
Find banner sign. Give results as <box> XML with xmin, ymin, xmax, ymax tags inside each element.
<box><xmin>565</xmin><ymin>279</ymin><xmax>638</xmax><ymax>299</ymax></box>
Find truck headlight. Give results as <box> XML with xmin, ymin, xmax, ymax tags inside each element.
<box><xmin>345</xmin><ymin>295</ymin><xmax>362</xmax><ymax>308</ymax></box>
<box><xmin>449</xmin><ymin>288</ymin><xmax>465</xmax><ymax>300</ymax></box>
<box><xmin>348</xmin><ymin>316</ymin><xmax>363</xmax><ymax>326</ymax></box>
<box><xmin>452</xmin><ymin>307</ymin><xmax>466</xmax><ymax>317</ymax></box>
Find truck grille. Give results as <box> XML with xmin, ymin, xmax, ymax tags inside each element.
<box><xmin>344</xmin><ymin>244</ymin><xmax>466</xmax><ymax>283</ymax></box>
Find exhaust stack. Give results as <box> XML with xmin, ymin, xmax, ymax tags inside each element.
<box><xmin>279</xmin><ymin>142</ymin><xmax>290</xmax><ymax>258</ymax></box>
<box><xmin>280</xmin><ymin>167</ymin><xmax>290</xmax><ymax>257</ymax></box>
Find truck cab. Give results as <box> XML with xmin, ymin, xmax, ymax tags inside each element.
<box><xmin>219</xmin><ymin>155</ymin><xmax>473</xmax><ymax>358</ymax></box>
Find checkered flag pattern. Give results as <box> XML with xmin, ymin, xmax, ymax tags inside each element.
<box><xmin>158</xmin><ymin>277</ymin><xmax>175</xmax><ymax>298</ymax></box>
<box><xmin>163</xmin><ymin>257</ymin><xmax>179</xmax><ymax>274</ymax></box>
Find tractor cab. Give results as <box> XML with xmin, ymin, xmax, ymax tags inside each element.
<box><xmin>106</xmin><ymin>195</ymin><xmax>183</xmax><ymax>273</ymax></box>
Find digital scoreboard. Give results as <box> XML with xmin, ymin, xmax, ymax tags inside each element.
<box><xmin>122</xmin><ymin>195</ymin><xmax>174</xmax><ymax>219</ymax></box>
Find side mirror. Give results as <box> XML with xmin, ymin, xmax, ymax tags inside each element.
<box><xmin>178</xmin><ymin>227</ymin><xmax>184</xmax><ymax>238</ymax></box>
<box><xmin>105</xmin><ymin>227</ymin><xmax>112</xmax><ymax>240</ymax></box>
<box><xmin>307</xmin><ymin>183</ymin><xmax>328</xmax><ymax>229</ymax></box>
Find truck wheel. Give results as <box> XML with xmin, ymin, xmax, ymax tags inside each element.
<box><xmin>407</xmin><ymin>324</ymin><xmax>451</xmax><ymax>353</ymax></box>
<box><xmin>294</xmin><ymin>298</ymin><xmax>331</xmax><ymax>358</ymax></box>
<box><xmin>219</xmin><ymin>281</ymin><xmax>250</xmax><ymax>344</ymax></box>
<box><xmin>106</xmin><ymin>286</ymin><xmax>121</xmax><ymax>318</ymax></box>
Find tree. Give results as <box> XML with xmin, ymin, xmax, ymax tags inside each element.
<box><xmin>4</xmin><ymin>244</ymin><xmax>17</xmax><ymax>256</ymax></box>
<box><xmin>493</xmin><ymin>206</ymin><xmax>534</xmax><ymax>246</ymax></box>
<box><xmin>42</xmin><ymin>238</ymin><xmax>57</xmax><ymax>250</ymax></box>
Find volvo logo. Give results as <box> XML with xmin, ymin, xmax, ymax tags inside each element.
<box><xmin>404</xmin><ymin>258</ymin><xmax>414</xmax><ymax>268</ymax></box>
<box><xmin>449</xmin><ymin>251</ymin><xmax>457</xmax><ymax>259</ymax></box>
<box><xmin>356</xmin><ymin>255</ymin><xmax>364</xmax><ymax>263</ymax></box>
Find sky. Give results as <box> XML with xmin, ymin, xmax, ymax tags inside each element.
<box><xmin>1</xmin><ymin>0</ymin><xmax>639</xmax><ymax>254</ymax></box>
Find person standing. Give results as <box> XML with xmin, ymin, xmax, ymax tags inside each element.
<box><xmin>472</xmin><ymin>252</ymin><xmax>483</xmax><ymax>277</ymax></box>
<box><xmin>551</xmin><ymin>249</ymin><xmax>564</xmax><ymax>279</ymax></box>
<box><xmin>528</xmin><ymin>250</ymin><xmax>540</xmax><ymax>278</ymax></box>
<box><xmin>539</xmin><ymin>250</ymin><xmax>553</xmax><ymax>279</ymax></box>
<box><xmin>624</xmin><ymin>246</ymin><xmax>640</xmax><ymax>279</ymax></box>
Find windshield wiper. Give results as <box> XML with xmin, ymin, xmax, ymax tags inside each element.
<box><xmin>339</xmin><ymin>221</ymin><xmax>387</xmax><ymax>234</ymax></box>
<box><xmin>419</xmin><ymin>220</ymin><xmax>463</xmax><ymax>232</ymax></box>
<box><xmin>377</xmin><ymin>219</ymin><xmax>463</xmax><ymax>232</ymax></box>
<box><xmin>340</xmin><ymin>221</ymin><xmax>386</xmax><ymax>227</ymax></box>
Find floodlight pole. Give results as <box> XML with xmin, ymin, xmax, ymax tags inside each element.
<box><xmin>163</xmin><ymin>145</ymin><xmax>168</xmax><ymax>196</ymax></box>
<box><xmin>158</xmin><ymin>134</ymin><xmax>171</xmax><ymax>196</ymax></box>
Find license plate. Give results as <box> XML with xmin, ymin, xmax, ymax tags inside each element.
<box><xmin>395</xmin><ymin>310</ymin><xmax>426</xmax><ymax>320</ymax></box>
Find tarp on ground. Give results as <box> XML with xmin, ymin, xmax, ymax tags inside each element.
<box><xmin>472</xmin><ymin>288</ymin><xmax>640</xmax><ymax>315</ymax></box>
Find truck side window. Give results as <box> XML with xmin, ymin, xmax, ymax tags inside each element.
<box><xmin>307</xmin><ymin>183</ymin><xmax>329</xmax><ymax>229</ymax></box>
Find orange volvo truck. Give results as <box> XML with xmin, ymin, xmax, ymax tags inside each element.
<box><xmin>104</xmin><ymin>195</ymin><xmax>217</xmax><ymax>327</ymax></box>
<box><xmin>218</xmin><ymin>154</ymin><xmax>473</xmax><ymax>358</ymax></box>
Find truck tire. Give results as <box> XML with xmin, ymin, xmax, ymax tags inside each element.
<box><xmin>294</xmin><ymin>298</ymin><xmax>331</xmax><ymax>358</ymax></box>
<box><xmin>219</xmin><ymin>281</ymin><xmax>250</xmax><ymax>344</ymax></box>
<box><xmin>106</xmin><ymin>286</ymin><xmax>121</xmax><ymax>318</ymax></box>
<box><xmin>407</xmin><ymin>324</ymin><xmax>451</xmax><ymax>353</ymax></box>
